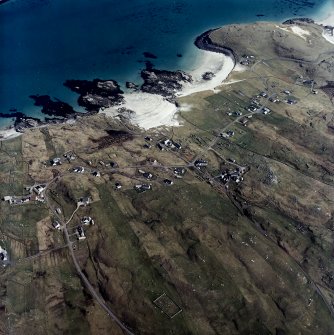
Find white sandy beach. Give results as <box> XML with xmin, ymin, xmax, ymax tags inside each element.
<box><xmin>177</xmin><ymin>50</ymin><xmax>235</xmax><ymax>97</ymax></box>
<box><xmin>103</xmin><ymin>93</ymin><xmax>180</xmax><ymax>130</ymax></box>
<box><xmin>102</xmin><ymin>50</ymin><xmax>235</xmax><ymax>130</ymax></box>
<box><xmin>0</xmin><ymin>127</ymin><xmax>21</xmax><ymax>141</ymax></box>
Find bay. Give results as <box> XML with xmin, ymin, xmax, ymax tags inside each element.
<box><xmin>0</xmin><ymin>0</ymin><xmax>332</xmax><ymax>127</ymax></box>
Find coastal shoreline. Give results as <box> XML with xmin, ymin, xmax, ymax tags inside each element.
<box><xmin>0</xmin><ymin>127</ymin><xmax>21</xmax><ymax>141</ymax></box>
<box><xmin>317</xmin><ymin>12</ymin><xmax>334</xmax><ymax>45</ymax></box>
<box><xmin>0</xmin><ymin>27</ymin><xmax>237</xmax><ymax>134</ymax></box>
<box><xmin>194</xmin><ymin>28</ymin><xmax>238</xmax><ymax>66</ymax></box>
<box><xmin>101</xmin><ymin>36</ymin><xmax>237</xmax><ymax>130</ymax></box>
<box><xmin>2</xmin><ymin>11</ymin><xmax>333</xmax><ymax>137</ymax></box>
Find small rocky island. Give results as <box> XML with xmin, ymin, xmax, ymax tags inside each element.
<box><xmin>202</xmin><ymin>71</ymin><xmax>215</xmax><ymax>80</ymax></box>
<box><xmin>140</xmin><ymin>65</ymin><xmax>192</xmax><ymax>100</ymax></box>
<box><xmin>64</xmin><ymin>79</ymin><xmax>125</xmax><ymax>111</ymax></box>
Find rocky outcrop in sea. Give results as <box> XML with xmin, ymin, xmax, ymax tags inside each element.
<box><xmin>140</xmin><ymin>66</ymin><xmax>192</xmax><ymax>101</ymax></box>
<box><xmin>64</xmin><ymin>79</ymin><xmax>125</xmax><ymax>111</ymax></box>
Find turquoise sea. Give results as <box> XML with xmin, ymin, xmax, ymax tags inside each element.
<box><xmin>0</xmin><ymin>0</ymin><xmax>333</xmax><ymax>127</ymax></box>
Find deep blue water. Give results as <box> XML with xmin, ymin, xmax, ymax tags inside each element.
<box><xmin>0</xmin><ymin>0</ymin><xmax>332</xmax><ymax>127</ymax></box>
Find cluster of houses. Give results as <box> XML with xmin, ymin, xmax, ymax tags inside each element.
<box><xmin>50</xmin><ymin>152</ymin><xmax>76</xmax><ymax>166</ymax></box>
<box><xmin>3</xmin><ymin>184</ymin><xmax>46</xmax><ymax>205</ymax></box>
<box><xmin>75</xmin><ymin>217</ymin><xmax>95</xmax><ymax>241</ymax></box>
<box><xmin>52</xmin><ymin>215</ymin><xmax>93</xmax><ymax>241</ymax></box>
<box><xmin>239</xmin><ymin>54</ymin><xmax>255</xmax><ymax>66</ymax></box>
<box><xmin>73</xmin><ymin>166</ymin><xmax>84</xmax><ymax>173</ymax></box>
<box><xmin>256</xmin><ymin>90</ymin><xmax>298</xmax><ymax>107</ymax></box>
<box><xmin>220</xmin><ymin>166</ymin><xmax>246</xmax><ymax>186</ymax></box>
<box><xmin>133</xmin><ymin>165</ymin><xmax>181</xmax><ymax>191</ymax></box>
<box><xmin>221</xmin><ymin>130</ymin><xmax>235</xmax><ymax>139</ymax></box>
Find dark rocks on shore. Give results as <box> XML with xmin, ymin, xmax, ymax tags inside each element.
<box><xmin>14</xmin><ymin>115</ymin><xmax>42</xmax><ymax>131</ymax></box>
<box><xmin>0</xmin><ymin>106</ymin><xmax>78</xmax><ymax>132</ymax></box>
<box><xmin>30</xmin><ymin>95</ymin><xmax>77</xmax><ymax>118</ymax></box>
<box><xmin>140</xmin><ymin>64</ymin><xmax>192</xmax><ymax>100</ymax></box>
<box><xmin>126</xmin><ymin>82</ymin><xmax>139</xmax><ymax>90</ymax></box>
<box><xmin>143</xmin><ymin>52</ymin><xmax>158</xmax><ymax>59</ymax></box>
<box><xmin>194</xmin><ymin>29</ymin><xmax>237</xmax><ymax>65</ymax></box>
<box><xmin>282</xmin><ymin>18</ymin><xmax>315</xmax><ymax>25</ymax></box>
<box><xmin>64</xmin><ymin>79</ymin><xmax>124</xmax><ymax>111</ymax></box>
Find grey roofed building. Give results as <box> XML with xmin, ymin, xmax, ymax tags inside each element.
<box><xmin>77</xmin><ymin>197</ymin><xmax>92</xmax><ymax>206</ymax></box>
<box><xmin>143</xmin><ymin>172</ymin><xmax>153</xmax><ymax>179</ymax></box>
<box><xmin>135</xmin><ymin>184</ymin><xmax>152</xmax><ymax>192</ymax></box>
<box><xmin>52</xmin><ymin>221</ymin><xmax>61</xmax><ymax>230</ymax></box>
<box><xmin>174</xmin><ymin>167</ymin><xmax>186</xmax><ymax>176</ymax></box>
<box><xmin>81</xmin><ymin>216</ymin><xmax>94</xmax><ymax>225</ymax></box>
<box><xmin>164</xmin><ymin>179</ymin><xmax>174</xmax><ymax>185</ymax></box>
<box><xmin>92</xmin><ymin>171</ymin><xmax>101</xmax><ymax>177</ymax></box>
<box><xmin>76</xmin><ymin>226</ymin><xmax>86</xmax><ymax>240</ymax></box>
<box><xmin>51</xmin><ymin>157</ymin><xmax>62</xmax><ymax>166</ymax></box>
<box><xmin>33</xmin><ymin>184</ymin><xmax>46</xmax><ymax>195</ymax></box>
<box><xmin>194</xmin><ymin>159</ymin><xmax>208</xmax><ymax>167</ymax></box>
